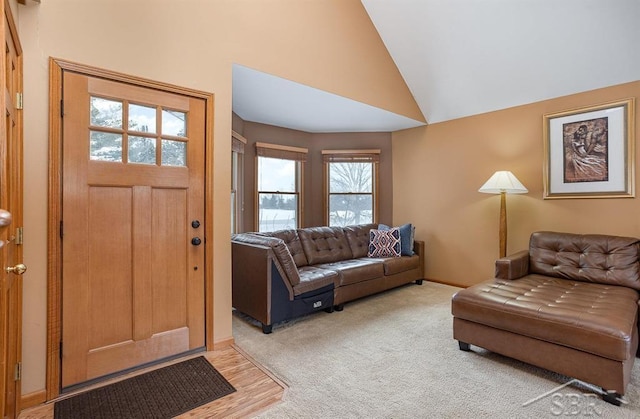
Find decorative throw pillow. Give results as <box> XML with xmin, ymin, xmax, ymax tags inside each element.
<box><xmin>379</xmin><ymin>223</ymin><xmax>415</xmax><ymax>256</ymax></box>
<box><xmin>368</xmin><ymin>228</ymin><xmax>401</xmax><ymax>258</ymax></box>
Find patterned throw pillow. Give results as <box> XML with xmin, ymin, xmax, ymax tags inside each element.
<box><xmin>368</xmin><ymin>228</ymin><xmax>401</xmax><ymax>258</ymax></box>
<box><xmin>379</xmin><ymin>223</ymin><xmax>415</xmax><ymax>256</ymax></box>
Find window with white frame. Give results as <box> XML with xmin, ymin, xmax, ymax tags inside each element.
<box><xmin>323</xmin><ymin>149</ymin><xmax>379</xmax><ymax>227</ymax></box>
<box><xmin>231</xmin><ymin>131</ymin><xmax>246</xmax><ymax>234</ymax></box>
<box><xmin>256</xmin><ymin>142</ymin><xmax>307</xmax><ymax>232</ymax></box>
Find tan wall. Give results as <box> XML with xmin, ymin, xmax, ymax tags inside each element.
<box><xmin>17</xmin><ymin>0</ymin><xmax>421</xmax><ymax>396</ymax></box>
<box><xmin>393</xmin><ymin>81</ymin><xmax>640</xmax><ymax>287</ymax></box>
<box><xmin>235</xmin><ymin>118</ymin><xmax>393</xmax><ymax>230</ymax></box>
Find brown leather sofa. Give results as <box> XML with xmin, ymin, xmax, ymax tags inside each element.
<box><xmin>451</xmin><ymin>231</ymin><xmax>640</xmax><ymax>405</ymax></box>
<box><xmin>232</xmin><ymin>224</ymin><xmax>424</xmax><ymax>333</ymax></box>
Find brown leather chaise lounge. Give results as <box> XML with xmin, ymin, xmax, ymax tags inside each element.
<box><xmin>452</xmin><ymin>231</ymin><xmax>640</xmax><ymax>405</ymax></box>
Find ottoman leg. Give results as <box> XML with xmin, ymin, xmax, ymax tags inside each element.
<box><xmin>602</xmin><ymin>390</ymin><xmax>623</xmax><ymax>406</ymax></box>
<box><xmin>458</xmin><ymin>341</ymin><xmax>471</xmax><ymax>351</ymax></box>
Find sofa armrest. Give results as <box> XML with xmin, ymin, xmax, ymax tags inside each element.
<box><xmin>231</xmin><ymin>241</ymin><xmax>295</xmax><ymax>326</ymax></box>
<box><xmin>232</xmin><ymin>233</ymin><xmax>301</xmax><ymax>286</ymax></box>
<box><xmin>495</xmin><ymin>249</ymin><xmax>530</xmax><ymax>280</ymax></box>
<box><xmin>414</xmin><ymin>240</ymin><xmax>425</xmax><ymax>278</ymax></box>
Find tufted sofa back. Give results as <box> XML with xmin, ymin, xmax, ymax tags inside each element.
<box><xmin>529</xmin><ymin>231</ymin><xmax>640</xmax><ymax>290</ymax></box>
<box><xmin>262</xmin><ymin>229</ymin><xmax>309</xmax><ymax>267</ymax></box>
<box><xmin>298</xmin><ymin>226</ymin><xmax>354</xmax><ymax>265</ymax></box>
<box><xmin>344</xmin><ymin>223</ymin><xmax>378</xmax><ymax>258</ymax></box>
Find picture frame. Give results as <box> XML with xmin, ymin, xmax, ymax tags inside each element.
<box><xmin>543</xmin><ymin>98</ymin><xmax>635</xmax><ymax>199</ymax></box>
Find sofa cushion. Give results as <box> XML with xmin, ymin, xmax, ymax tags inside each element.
<box><xmin>529</xmin><ymin>231</ymin><xmax>640</xmax><ymax>290</ymax></box>
<box><xmin>232</xmin><ymin>233</ymin><xmax>301</xmax><ymax>286</ymax></box>
<box><xmin>344</xmin><ymin>223</ymin><xmax>377</xmax><ymax>258</ymax></box>
<box><xmin>299</xmin><ymin>226</ymin><xmax>354</xmax><ymax>265</ymax></box>
<box><xmin>377</xmin><ymin>254</ymin><xmax>420</xmax><ymax>276</ymax></box>
<box><xmin>452</xmin><ymin>275</ymin><xmax>639</xmax><ymax>361</ymax></box>
<box><xmin>263</xmin><ymin>229</ymin><xmax>309</xmax><ymax>267</ymax></box>
<box><xmin>295</xmin><ymin>266</ymin><xmax>338</xmax><ymax>296</ymax></box>
<box><xmin>316</xmin><ymin>259</ymin><xmax>384</xmax><ymax>286</ymax></box>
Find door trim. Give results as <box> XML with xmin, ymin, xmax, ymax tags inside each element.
<box><xmin>46</xmin><ymin>58</ymin><xmax>215</xmax><ymax>400</ymax></box>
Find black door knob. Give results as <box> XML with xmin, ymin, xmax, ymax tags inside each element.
<box><xmin>191</xmin><ymin>220</ymin><xmax>201</xmax><ymax>228</ymax></box>
<box><xmin>191</xmin><ymin>237</ymin><xmax>202</xmax><ymax>246</ymax></box>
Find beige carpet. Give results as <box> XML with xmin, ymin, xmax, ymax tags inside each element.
<box><xmin>233</xmin><ymin>281</ymin><xmax>640</xmax><ymax>418</ymax></box>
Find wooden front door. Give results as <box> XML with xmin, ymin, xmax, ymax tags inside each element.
<box><xmin>0</xmin><ymin>2</ymin><xmax>23</xmax><ymax>418</ymax></box>
<box><xmin>60</xmin><ymin>71</ymin><xmax>206</xmax><ymax>389</ymax></box>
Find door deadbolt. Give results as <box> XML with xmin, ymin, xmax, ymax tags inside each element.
<box><xmin>191</xmin><ymin>220</ymin><xmax>201</xmax><ymax>228</ymax></box>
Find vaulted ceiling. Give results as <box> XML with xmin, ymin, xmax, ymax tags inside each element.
<box><xmin>233</xmin><ymin>0</ymin><xmax>640</xmax><ymax>133</ymax></box>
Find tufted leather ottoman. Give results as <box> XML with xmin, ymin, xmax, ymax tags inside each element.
<box><xmin>453</xmin><ymin>276</ymin><xmax>639</xmax><ymax>361</ymax></box>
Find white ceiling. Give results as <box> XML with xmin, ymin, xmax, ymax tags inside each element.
<box><xmin>233</xmin><ymin>0</ymin><xmax>640</xmax><ymax>133</ymax></box>
<box><xmin>232</xmin><ymin>64</ymin><xmax>425</xmax><ymax>133</ymax></box>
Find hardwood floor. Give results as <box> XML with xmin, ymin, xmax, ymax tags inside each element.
<box><xmin>18</xmin><ymin>345</ymin><xmax>286</xmax><ymax>419</ymax></box>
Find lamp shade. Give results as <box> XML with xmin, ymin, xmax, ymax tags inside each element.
<box><xmin>478</xmin><ymin>171</ymin><xmax>528</xmax><ymax>194</ymax></box>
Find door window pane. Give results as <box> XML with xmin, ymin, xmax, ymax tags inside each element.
<box><xmin>162</xmin><ymin>110</ymin><xmax>186</xmax><ymax>137</ymax></box>
<box><xmin>128</xmin><ymin>136</ymin><xmax>156</xmax><ymax>164</ymax></box>
<box><xmin>128</xmin><ymin>103</ymin><xmax>156</xmax><ymax>134</ymax></box>
<box><xmin>90</xmin><ymin>131</ymin><xmax>122</xmax><ymax>162</ymax></box>
<box><xmin>258</xmin><ymin>193</ymin><xmax>298</xmax><ymax>232</ymax></box>
<box><xmin>90</xmin><ymin>97</ymin><xmax>122</xmax><ymax>129</ymax></box>
<box><xmin>161</xmin><ymin>139</ymin><xmax>187</xmax><ymax>166</ymax></box>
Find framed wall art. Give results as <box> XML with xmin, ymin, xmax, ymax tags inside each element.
<box><xmin>543</xmin><ymin>98</ymin><xmax>635</xmax><ymax>199</ymax></box>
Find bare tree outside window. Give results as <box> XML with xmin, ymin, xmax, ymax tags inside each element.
<box><xmin>329</xmin><ymin>162</ymin><xmax>373</xmax><ymax>226</ymax></box>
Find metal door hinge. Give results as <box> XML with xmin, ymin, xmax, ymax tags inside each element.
<box><xmin>16</xmin><ymin>92</ymin><xmax>23</xmax><ymax>110</ymax></box>
<box><xmin>14</xmin><ymin>362</ymin><xmax>21</xmax><ymax>381</ymax></box>
<box><xmin>15</xmin><ymin>227</ymin><xmax>23</xmax><ymax>245</ymax></box>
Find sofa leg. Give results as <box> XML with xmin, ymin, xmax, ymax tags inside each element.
<box><xmin>602</xmin><ymin>390</ymin><xmax>623</xmax><ymax>406</ymax></box>
<box><xmin>334</xmin><ymin>304</ymin><xmax>344</xmax><ymax>312</ymax></box>
<box><xmin>324</xmin><ymin>306</ymin><xmax>334</xmax><ymax>313</ymax></box>
<box><xmin>458</xmin><ymin>341</ymin><xmax>471</xmax><ymax>351</ymax></box>
<box><xmin>415</xmin><ymin>279</ymin><xmax>423</xmax><ymax>285</ymax></box>
<box><xmin>261</xmin><ymin>323</ymin><xmax>273</xmax><ymax>334</ymax></box>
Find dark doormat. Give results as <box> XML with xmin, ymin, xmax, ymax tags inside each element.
<box><xmin>54</xmin><ymin>356</ymin><xmax>236</xmax><ymax>419</ymax></box>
